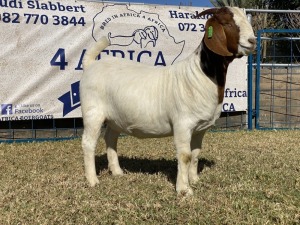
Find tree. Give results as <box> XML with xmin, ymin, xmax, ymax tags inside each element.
<box><xmin>210</xmin><ymin>0</ymin><xmax>259</xmax><ymax>8</ymax></box>
<box><xmin>210</xmin><ymin>0</ymin><xmax>300</xmax><ymax>10</ymax></box>
<box><xmin>286</xmin><ymin>7</ymin><xmax>300</xmax><ymax>30</ymax></box>
<box><xmin>268</xmin><ymin>0</ymin><xmax>300</xmax><ymax>10</ymax></box>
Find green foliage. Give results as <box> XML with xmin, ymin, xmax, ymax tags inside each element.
<box><xmin>268</xmin><ymin>0</ymin><xmax>300</xmax><ymax>10</ymax></box>
<box><xmin>210</xmin><ymin>0</ymin><xmax>299</xmax><ymax>9</ymax></box>
<box><xmin>210</xmin><ymin>0</ymin><xmax>261</xmax><ymax>8</ymax></box>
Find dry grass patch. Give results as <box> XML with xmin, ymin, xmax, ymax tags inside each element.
<box><xmin>0</xmin><ymin>130</ymin><xmax>299</xmax><ymax>224</ymax></box>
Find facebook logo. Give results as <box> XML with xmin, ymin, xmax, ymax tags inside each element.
<box><xmin>1</xmin><ymin>104</ymin><xmax>13</xmax><ymax>115</ymax></box>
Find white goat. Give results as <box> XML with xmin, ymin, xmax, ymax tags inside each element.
<box><xmin>80</xmin><ymin>7</ymin><xmax>256</xmax><ymax>196</ymax></box>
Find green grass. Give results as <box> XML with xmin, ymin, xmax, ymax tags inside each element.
<box><xmin>0</xmin><ymin>130</ymin><xmax>299</xmax><ymax>224</ymax></box>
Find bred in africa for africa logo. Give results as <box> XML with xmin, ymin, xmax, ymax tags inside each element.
<box><xmin>92</xmin><ymin>4</ymin><xmax>185</xmax><ymax>66</ymax></box>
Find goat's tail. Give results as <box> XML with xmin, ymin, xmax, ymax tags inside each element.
<box><xmin>83</xmin><ymin>37</ymin><xmax>110</xmax><ymax>69</ymax></box>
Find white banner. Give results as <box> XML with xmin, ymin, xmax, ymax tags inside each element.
<box><xmin>0</xmin><ymin>0</ymin><xmax>248</xmax><ymax>121</ymax></box>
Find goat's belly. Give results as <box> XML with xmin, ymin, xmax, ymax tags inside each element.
<box><xmin>106</xmin><ymin>119</ymin><xmax>173</xmax><ymax>138</ymax></box>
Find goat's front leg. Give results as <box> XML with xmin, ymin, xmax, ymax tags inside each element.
<box><xmin>174</xmin><ymin>128</ymin><xmax>193</xmax><ymax>196</ymax></box>
<box><xmin>104</xmin><ymin>127</ymin><xmax>123</xmax><ymax>176</ymax></box>
<box><xmin>189</xmin><ymin>131</ymin><xmax>206</xmax><ymax>184</ymax></box>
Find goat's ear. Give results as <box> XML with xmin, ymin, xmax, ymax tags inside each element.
<box><xmin>204</xmin><ymin>18</ymin><xmax>233</xmax><ymax>57</ymax></box>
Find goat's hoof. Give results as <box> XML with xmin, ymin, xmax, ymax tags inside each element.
<box><xmin>87</xmin><ymin>176</ymin><xmax>100</xmax><ymax>187</ymax></box>
<box><xmin>111</xmin><ymin>168</ymin><xmax>124</xmax><ymax>176</ymax></box>
<box><xmin>177</xmin><ymin>187</ymin><xmax>193</xmax><ymax>197</ymax></box>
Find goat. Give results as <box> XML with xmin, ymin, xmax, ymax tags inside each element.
<box><xmin>80</xmin><ymin>7</ymin><xmax>256</xmax><ymax>196</ymax></box>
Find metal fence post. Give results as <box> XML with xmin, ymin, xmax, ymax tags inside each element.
<box><xmin>248</xmin><ymin>53</ymin><xmax>253</xmax><ymax>130</ymax></box>
<box><xmin>255</xmin><ymin>30</ymin><xmax>262</xmax><ymax>129</ymax></box>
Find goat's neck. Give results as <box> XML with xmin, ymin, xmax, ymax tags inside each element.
<box><xmin>199</xmin><ymin>41</ymin><xmax>234</xmax><ymax>103</ymax></box>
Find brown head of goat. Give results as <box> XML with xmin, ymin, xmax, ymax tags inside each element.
<box><xmin>197</xmin><ymin>7</ymin><xmax>256</xmax><ymax>58</ymax></box>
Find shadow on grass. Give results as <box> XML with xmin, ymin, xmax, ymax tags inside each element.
<box><xmin>95</xmin><ymin>155</ymin><xmax>215</xmax><ymax>185</ymax></box>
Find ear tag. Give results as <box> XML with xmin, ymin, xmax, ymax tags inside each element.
<box><xmin>208</xmin><ymin>26</ymin><xmax>213</xmax><ymax>39</ymax></box>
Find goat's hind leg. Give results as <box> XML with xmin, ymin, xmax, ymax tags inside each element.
<box><xmin>105</xmin><ymin>126</ymin><xmax>123</xmax><ymax>176</ymax></box>
<box><xmin>82</xmin><ymin>111</ymin><xmax>104</xmax><ymax>187</ymax></box>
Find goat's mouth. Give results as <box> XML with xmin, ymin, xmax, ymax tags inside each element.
<box><xmin>239</xmin><ymin>44</ymin><xmax>256</xmax><ymax>55</ymax></box>
<box><xmin>240</xmin><ymin>44</ymin><xmax>256</xmax><ymax>52</ymax></box>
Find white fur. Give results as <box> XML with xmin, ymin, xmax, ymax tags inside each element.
<box><xmin>230</xmin><ymin>7</ymin><xmax>256</xmax><ymax>55</ymax></box>
<box><xmin>80</xmin><ymin>7</ymin><xmax>255</xmax><ymax>196</ymax></box>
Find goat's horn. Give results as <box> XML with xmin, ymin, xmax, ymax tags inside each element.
<box><xmin>195</xmin><ymin>8</ymin><xmax>219</xmax><ymax>18</ymax></box>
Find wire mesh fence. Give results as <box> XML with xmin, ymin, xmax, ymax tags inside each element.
<box><xmin>0</xmin><ymin>118</ymin><xmax>83</xmax><ymax>143</ymax></box>
<box><xmin>0</xmin><ymin>112</ymin><xmax>248</xmax><ymax>142</ymax></box>
<box><xmin>254</xmin><ymin>29</ymin><xmax>300</xmax><ymax>129</ymax></box>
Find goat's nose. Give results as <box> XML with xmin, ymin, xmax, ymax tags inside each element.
<box><xmin>248</xmin><ymin>37</ymin><xmax>256</xmax><ymax>45</ymax></box>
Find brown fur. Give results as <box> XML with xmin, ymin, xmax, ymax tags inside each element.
<box><xmin>196</xmin><ymin>7</ymin><xmax>242</xmax><ymax>104</ymax></box>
